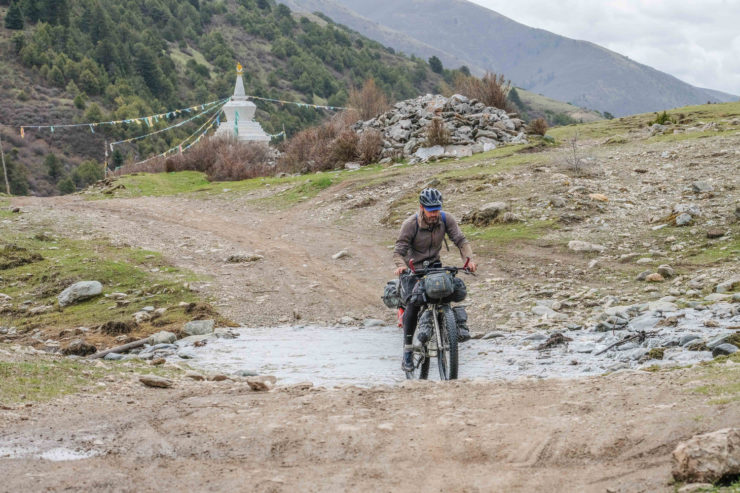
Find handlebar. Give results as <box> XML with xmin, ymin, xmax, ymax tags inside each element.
<box><xmin>403</xmin><ymin>265</ymin><xmax>473</xmax><ymax>277</ymax></box>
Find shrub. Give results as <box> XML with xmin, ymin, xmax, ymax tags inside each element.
<box><xmin>331</xmin><ymin>130</ymin><xmax>359</xmax><ymax>163</ymax></box>
<box><xmin>453</xmin><ymin>72</ymin><xmax>513</xmax><ymax>112</ymax></box>
<box><xmin>650</xmin><ymin>111</ymin><xmax>674</xmax><ymax>126</ymax></box>
<box><xmin>426</xmin><ymin>117</ymin><xmax>450</xmax><ymax>146</ymax></box>
<box><xmin>528</xmin><ymin>118</ymin><xmax>548</xmax><ymax>136</ymax></box>
<box><xmin>348</xmin><ymin>79</ymin><xmax>389</xmax><ymax>120</ymax></box>
<box><xmin>357</xmin><ymin>129</ymin><xmax>383</xmax><ymax>164</ymax></box>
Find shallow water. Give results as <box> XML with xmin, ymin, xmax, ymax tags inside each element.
<box><xmin>175</xmin><ymin>306</ymin><xmax>737</xmax><ymax>387</ymax></box>
<box><xmin>0</xmin><ymin>445</ymin><xmax>98</xmax><ymax>461</ymax></box>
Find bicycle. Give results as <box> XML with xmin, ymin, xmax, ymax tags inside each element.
<box><xmin>403</xmin><ymin>259</ymin><xmax>472</xmax><ymax>381</ymax></box>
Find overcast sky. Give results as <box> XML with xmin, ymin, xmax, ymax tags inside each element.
<box><xmin>469</xmin><ymin>0</ymin><xmax>740</xmax><ymax>95</ymax></box>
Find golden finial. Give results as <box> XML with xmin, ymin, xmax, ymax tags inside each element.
<box><xmin>236</xmin><ymin>63</ymin><xmax>243</xmax><ymax>75</ymax></box>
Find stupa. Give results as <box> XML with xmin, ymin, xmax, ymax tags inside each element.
<box><xmin>215</xmin><ymin>63</ymin><xmax>271</xmax><ymax>142</ymax></box>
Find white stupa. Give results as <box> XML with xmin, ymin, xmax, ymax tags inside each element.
<box><xmin>216</xmin><ymin>63</ymin><xmax>271</xmax><ymax>142</ymax></box>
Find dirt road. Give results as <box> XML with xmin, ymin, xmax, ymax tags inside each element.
<box><xmin>1</xmin><ymin>365</ymin><xmax>737</xmax><ymax>492</ymax></box>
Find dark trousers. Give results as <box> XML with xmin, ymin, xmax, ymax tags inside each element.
<box><xmin>402</xmin><ymin>303</ymin><xmax>420</xmax><ymax>346</ymax></box>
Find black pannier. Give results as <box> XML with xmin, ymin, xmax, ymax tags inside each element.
<box><xmin>382</xmin><ymin>279</ymin><xmax>402</xmax><ymax>309</ymax></box>
<box><xmin>445</xmin><ymin>276</ymin><xmax>467</xmax><ymax>303</ymax></box>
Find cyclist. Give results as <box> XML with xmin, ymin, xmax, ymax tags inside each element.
<box><xmin>393</xmin><ymin>188</ymin><xmax>477</xmax><ymax>372</ymax></box>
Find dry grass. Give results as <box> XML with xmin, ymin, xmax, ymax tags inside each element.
<box><xmin>348</xmin><ymin>79</ymin><xmax>389</xmax><ymax>120</ymax></box>
<box><xmin>454</xmin><ymin>72</ymin><xmax>513</xmax><ymax>112</ymax></box>
<box><xmin>426</xmin><ymin>117</ymin><xmax>450</xmax><ymax>146</ymax></box>
<box><xmin>357</xmin><ymin>129</ymin><xmax>383</xmax><ymax>164</ymax></box>
<box><xmin>528</xmin><ymin>118</ymin><xmax>549</xmax><ymax>136</ymax></box>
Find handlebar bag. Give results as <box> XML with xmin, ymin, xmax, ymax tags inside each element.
<box><xmin>424</xmin><ymin>272</ymin><xmax>454</xmax><ymax>300</ymax></box>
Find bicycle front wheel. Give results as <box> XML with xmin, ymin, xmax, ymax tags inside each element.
<box><xmin>436</xmin><ymin>305</ymin><xmax>458</xmax><ymax>380</ymax></box>
<box><xmin>405</xmin><ymin>348</ymin><xmax>430</xmax><ymax>380</ymax></box>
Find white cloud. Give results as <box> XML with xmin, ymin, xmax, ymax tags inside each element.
<box><xmin>470</xmin><ymin>0</ymin><xmax>740</xmax><ymax>94</ymax></box>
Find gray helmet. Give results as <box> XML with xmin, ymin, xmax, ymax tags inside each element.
<box><xmin>419</xmin><ymin>188</ymin><xmax>443</xmax><ymax>210</ymax></box>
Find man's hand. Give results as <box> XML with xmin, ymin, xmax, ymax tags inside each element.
<box><xmin>394</xmin><ymin>266</ymin><xmax>407</xmax><ymax>276</ymax></box>
<box><xmin>466</xmin><ymin>260</ymin><xmax>477</xmax><ymax>273</ymax></box>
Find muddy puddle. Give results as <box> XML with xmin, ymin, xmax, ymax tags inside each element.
<box><xmin>167</xmin><ymin>304</ymin><xmax>739</xmax><ymax>387</ymax></box>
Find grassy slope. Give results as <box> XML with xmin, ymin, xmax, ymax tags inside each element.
<box><xmin>518</xmin><ymin>88</ymin><xmax>603</xmax><ymax>123</ymax></box>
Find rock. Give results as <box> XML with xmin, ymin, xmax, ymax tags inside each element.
<box><xmin>712</xmin><ymin>344</ymin><xmax>738</xmax><ymax>357</ymax></box>
<box><xmin>338</xmin><ymin>316</ymin><xmax>354</xmax><ymax>325</ymax></box>
<box><xmin>363</xmin><ymin>318</ymin><xmax>385</xmax><ymax>328</ymax></box>
<box><xmin>706</xmin><ymin>229</ymin><xmax>725</xmax><ymax>239</ymax></box>
<box><xmin>177</xmin><ymin>350</ymin><xmax>196</xmax><ymax>359</ymax></box>
<box><xmin>646</xmin><ymin>273</ymin><xmax>665</xmax><ymax>283</ymax></box>
<box><xmin>647</xmin><ymin>301</ymin><xmax>678</xmax><ymax>312</ymax></box>
<box><xmin>226</xmin><ymin>253</ymin><xmax>263</xmax><ymax>263</ymax></box>
<box><xmin>588</xmin><ymin>193</ymin><xmax>608</xmax><ymax>202</ymax></box>
<box><xmin>568</xmin><ymin>240</ymin><xmax>606</xmax><ymax>253</ymax></box>
<box><xmin>234</xmin><ymin>369</ymin><xmax>259</xmax><ymax>377</ymax></box>
<box><xmin>344</xmin><ymin>162</ymin><xmax>361</xmax><ymax>170</ymax></box>
<box><xmin>139</xmin><ymin>375</ymin><xmax>173</xmax><ymax>388</ymax></box>
<box><xmin>103</xmin><ymin>352</ymin><xmax>124</xmax><ymax>361</ymax></box>
<box><xmin>0</xmin><ymin>293</ymin><xmax>12</xmax><ymax>302</ymax></box>
<box><xmin>679</xmin><ymin>335</ymin><xmax>701</xmax><ymax>347</ymax></box>
<box><xmin>132</xmin><ymin>311</ymin><xmax>151</xmax><ymax>324</ymax></box>
<box><xmin>672</xmin><ymin>428</ymin><xmax>740</xmax><ymax>483</ymax></box>
<box><xmin>150</xmin><ymin>358</ymin><xmax>166</xmax><ymax>366</ymax></box>
<box><xmin>185</xmin><ymin>371</ymin><xmax>205</xmax><ymax>381</ymax></box>
<box><xmin>675</xmin><ymin>213</ymin><xmax>693</xmax><ymax>226</ymax></box>
<box><xmin>716</xmin><ymin>278</ymin><xmax>740</xmax><ymax>293</ymax></box>
<box><xmin>29</xmin><ymin>305</ymin><xmax>54</xmax><ymax>315</ymax></box>
<box><xmin>61</xmin><ymin>339</ymin><xmax>96</xmax><ymax>356</ymax></box>
<box><xmin>704</xmin><ymin>293</ymin><xmax>732</xmax><ymax>302</ymax></box>
<box><xmin>618</xmin><ymin>253</ymin><xmax>641</xmax><ymax>263</ymax></box>
<box><xmin>332</xmin><ymin>250</ymin><xmax>350</xmax><ymax>260</ymax></box>
<box><xmin>58</xmin><ymin>281</ymin><xmax>103</xmax><ymax>307</ymax></box>
<box><xmin>183</xmin><ymin>320</ymin><xmax>215</xmax><ymax>336</ymax></box>
<box><xmin>707</xmin><ymin>334</ymin><xmax>737</xmax><ymax>350</ymax></box>
<box><xmin>148</xmin><ymin>331</ymin><xmax>177</xmax><ymax>345</ymax></box>
<box><xmin>463</xmin><ymin>202</ymin><xmax>509</xmax><ymax>226</ymax></box>
<box><xmin>481</xmin><ymin>331</ymin><xmax>504</xmax><ymax>340</ymax></box>
<box><xmin>657</xmin><ymin>265</ymin><xmax>675</xmax><ymax>278</ymax></box>
<box><xmin>246</xmin><ymin>375</ymin><xmax>277</xmax><ymax>391</ymax></box>
<box><xmin>443</xmin><ymin>145</ymin><xmax>473</xmax><ymax>158</ymax></box>
<box><xmin>414</xmin><ymin>146</ymin><xmax>445</xmax><ymax>161</ymax></box>
<box><xmin>691</xmin><ymin>181</ymin><xmax>714</xmax><ymax>193</ymax></box>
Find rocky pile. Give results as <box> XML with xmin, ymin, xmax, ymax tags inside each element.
<box><xmin>352</xmin><ymin>94</ymin><xmax>527</xmax><ymax>163</ymax></box>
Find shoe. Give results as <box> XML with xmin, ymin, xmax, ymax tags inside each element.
<box><xmin>402</xmin><ymin>346</ymin><xmax>414</xmax><ymax>372</ymax></box>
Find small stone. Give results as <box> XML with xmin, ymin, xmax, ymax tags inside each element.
<box><xmin>646</xmin><ymin>273</ymin><xmax>665</xmax><ymax>283</ymax></box>
<box><xmin>657</xmin><ymin>265</ymin><xmax>675</xmax><ymax>278</ymax></box>
<box><xmin>332</xmin><ymin>250</ymin><xmax>350</xmax><ymax>260</ymax></box>
<box><xmin>588</xmin><ymin>193</ymin><xmax>608</xmax><ymax>202</ymax></box>
<box><xmin>363</xmin><ymin>318</ymin><xmax>385</xmax><ymax>328</ymax></box>
<box><xmin>568</xmin><ymin>240</ymin><xmax>606</xmax><ymax>253</ymax></box>
<box><xmin>712</xmin><ymin>344</ymin><xmax>738</xmax><ymax>357</ymax></box>
<box><xmin>185</xmin><ymin>371</ymin><xmax>205</xmax><ymax>381</ymax></box>
<box><xmin>675</xmin><ymin>213</ymin><xmax>693</xmax><ymax>226</ymax></box>
<box><xmin>150</xmin><ymin>358</ymin><xmax>166</xmax><ymax>366</ymax></box>
<box><xmin>139</xmin><ymin>375</ymin><xmax>172</xmax><ymax>388</ymax></box>
<box><xmin>344</xmin><ymin>162</ymin><xmax>361</xmax><ymax>170</ymax></box>
<box><xmin>183</xmin><ymin>319</ymin><xmax>215</xmax><ymax>336</ymax></box>
<box><xmin>706</xmin><ymin>229</ymin><xmax>725</xmax><ymax>239</ymax></box>
<box><xmin>246</xmin><ymin>376</ymin><xmax>276</xmax><ymax>391</ymax></box>
<box><xmin>209</xmin><ymin>374</ymin><xmax>229</xmax><ymax>382</ymax></box>
<box><xmin>148</xmin><ymin>331</ymin><xmax>177</xmax><ymax>345</ymax></box>
<box><xmin>716</xmin><ymin>278</ymin><xmax>740</xmax><ymax>293</ymax></box>
<box><xmin>61</xmin><ymin>339</ymin><xmax>96</xmax><ymax>356</ymax></box>
<box><xmin>691</xmin><ymin>181</ymin><xmax>714</xmax><ymax>193</ymax></box>
<box><xmin>226</xmin><ymin>253</ymin><xmax>263</xmax><ymax>263</ymax></box>
<box><xmin>338</xmin><ymin>316</ymin><xmax>354</xmax><ymax>325</ymax></box>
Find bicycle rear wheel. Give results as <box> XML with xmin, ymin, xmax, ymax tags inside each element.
<box><xmin>436</xmin><ymin>305</ymin><xmax>458</xmax><ymax>380</ymax></box>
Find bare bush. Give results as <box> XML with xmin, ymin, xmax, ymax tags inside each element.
<box><xmin>357</xmin><ymin>129</ymin><xmax>383</xmax><ymax>164</ymax></box>
<box><xmin>116</xmin><ymin>136</ymin><xmax>273</xmax><ymax>181</ymax></box>
<box><xmin>528</xmin><ymin>118</ymin><xmax>549</xmax><ymax>136</ymax></box>
<box><xmin>279</xmin><ymin>110</ymin><xmax>363</xmax><ymax>173</ymax></box>
<box><xmin>561</xmin><ymin>131</ymin><xmax>599</xmax><ymax>177</ymax></box>
<box><xmin>331</xmin><ymin>130</ymin><xmax>359</xmax><ymax>163</ymax></box>
<box><xmin>348</xmin><ymin>79</ymin><xmax>389</xmax><ymax>120</ymax></box>
<box><xmin>426</xmin><ymin>117</ymin><xmax>450</xmax><ymax>146</ymax></box>
<box><xmin>454</xmin><ymin>72</ymin><xmax>513</xmax><ymax>112</ymax></box>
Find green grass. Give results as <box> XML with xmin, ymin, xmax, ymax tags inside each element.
<box><xmin>0</xmin><ymin>230</ymin><xmax>214</xmax><ymax>334</ymax></box>
<box><xmin>0</xmin><ymin>356</ymin><xmax>184</xmax><ymax>404</ymax></box>
<box><xmin>548</xmin><ymin>101</ymin><xmax>740</xmax><ymax>141</ymax></box>
<box><xmin>0</xmin><ymin>196</ymin><xmax>11</xmax><ymax>219</ymax></box>
<box><xmin>692</xmin><ymin>352</ymin><xmax>740</xmax><ymax>405</ymax></box>
<box><xmin>461</xmin><ymin>220</ymin><xmax>557</xmax><ymax>247</ymax></box>
<box><xmin>683</xmin><ymin>235</ymin><xmax>740</xmax><ymax>265</ymax></box>
<box><xmin>517</xmin><ymin>88</ymin><xmax>603</xmax><ymax>123</ymax></box>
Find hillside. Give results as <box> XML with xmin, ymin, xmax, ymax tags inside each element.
<box><xmin>0</xmin><ymin>0</ymin><xmax>448</xmax><ymax>196</ymax></box>
<box><xmin>280</xmin><ymin>0</ymin><xmax>738</xmax><ymax>117</ymax></box>
<box><xmin>2</xmin><ymin>100</ymin><xmax>739</xmax><ymax>491</ymax></box>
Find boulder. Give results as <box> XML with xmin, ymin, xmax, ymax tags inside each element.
<box><xmin>148</xmin><ymin>331</ymin><xmax>177</xmax><ymax>345</ymax></box>
<box><xmin>675</xmin><ymin>213</ymin><xmax>693</xmax><ymax>226</ymax></box>
<box><xmin>414</xmin><ymin>146</ymin><xmax>445</xmax><ymax>161</ymax></box>
<box><xmin>716</xmin><ymin>278</ymin><xmax>740</xmax><ymax>293</ymax></box>
<box><xmin>672</xmin><ymin>428</ymin><xmax>740</xmax><ymax>483</ymax></box>
<box><xmin>646</xmin><ymin>273</ymin><xmax>665</xmax><ymax>283</ymax></box>
<box><xmin>183</xmin><ymin>320</ymin><xmax>215</xmax><ymax>336</ymax></box>
<box><xmin>58</xmin><ymin>281</ymin><xmax>103</xmax><ymax>307</ymax></box>
<box><xmin>691</xmin><ymin>181</ymin><xmax>714</xmax><ymax>193</ymax></box>
<box><xmin>568</xmin><ymin>240</ymin><xmax>606</xmax><ymax>253</ymax></box>
<box><xmin>464</xmin><ymin>202</ymin><xmax>508</xmax><ymax>226</ymax></box>
<box><xmin>61</xmin><ymin>339</ymin><xmax>96</xmax><ymax>356</ymax></box>
<box><xmin>712</xmin><ymin>344</ymin><xmax>738</xmax><ymax>357</ymax></box>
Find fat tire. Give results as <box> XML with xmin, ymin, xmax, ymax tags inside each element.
<box><xmin>405</xmin><ymin>350</ymin><xmax>430</xmax><ymax>380</ymax></box>
<box><xmin>437</xmin><ymin>305</ymin><xmax>459</xmax><ymax>380</ymax></box>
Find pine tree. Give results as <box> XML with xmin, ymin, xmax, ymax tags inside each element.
<box><xmin>428</xmin><ymin>56</ymin><xmax>443</xmax><ymax>74</ymax></box>
<box><xmin>44</xmin><ymin>153</ymin><xmax>62</xmax><ymax>182</ymax></box>
<box><xmin>4</xmin><ymin>0</ymin><xmax>25</xmax><ymax>30</ymax></box>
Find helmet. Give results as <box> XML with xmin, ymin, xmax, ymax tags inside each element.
<box><xmin>419</xmin><ymin>188</ymin><xmax>443</xmax><ymax>210</ymax></box>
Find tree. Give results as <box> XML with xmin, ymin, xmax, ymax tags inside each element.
<box><xmin>72</xmin><ymin>160</ymin><xmax>103</xmax><ymax>188</ymax></box>
<box><xmin>58</xmin><ymin>176</ymin><xmax>75</xmax><ymax>194</ymax></box>
<box><xmin>111</xmin><ymin>148</ymin><xmax>124</xmax><ymax>169</ymax></box>
<box><xmin>84</xmin><ymin>102</ymin><xmax>103</xmax><ymax>122</ymax></box>
<box><xmin>44</xmin><ymin>153</ymin><xmax>62</xmax><ymax>182</ymax></box>
<box><xmin>428</xmin><ymin>56</ymin><xmax>443</xmax><ymax>74</ymax></box>
<box><xmin>4</xmin><ymin>0</ymin><xmax>24</xmax><ymax>30</ymax></box>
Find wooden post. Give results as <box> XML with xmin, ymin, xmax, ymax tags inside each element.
<box><xmin>0</xmin><ymin>129</ymin><xmax>10</xmax><ymax>195</ymax></box>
